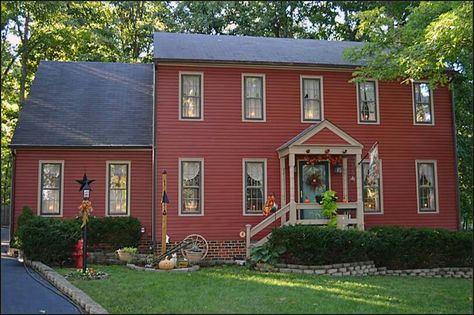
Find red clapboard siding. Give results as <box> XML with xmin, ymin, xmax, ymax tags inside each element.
<box><xmin>155</xmin><ymin>64</ymin><xmax>458</xmax><ymax>242</ymax></box>
<box><xmin>13</xmin><ymin>150</ymin><xmax>153</xmax><ymax>239</ymax></box>
<box><xmin>303</xmin><ymin>127</ymin><xmax>351</xmax><ymax>145</ymax></box>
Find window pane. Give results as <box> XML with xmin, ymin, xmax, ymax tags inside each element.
<box><xmin>418</xmin><ymin>163</ymin><xmax>436</xmax><ymax>211</ymax></box>
<box><xmin>415</xmin><ymin>103</ymin><xmax>432</xmax><ymax>123</ymax></box>
<box><xmin>181</xmin><ymin>75</ymin><xmax>201</xmax><ymax>118</ymax></box>
<box><xmin>303</xmin><ymin>79</ymin><xmax>321</xmax><ymax>121</ymax></box>
<box><xmin>414</xmin><ymin>83</ymin><xmax>432</xmax><ymax>123</ymax></box>
<box><xmin>109</xmin><ymin>189</ymin><xmax>127</xmax><ymax>214</ymax></box>
<box><xmin>108</xmin><ymin>163</ymin><xmax>129</xmax><ymax>215</ymax></box>
<box><xmin>181</xmin><ymin>161</ymin><xmax>201</xmax><ymax>214</ymax></box>
<box><xmin>362</xmin><ymin>162</ymin><xmax>381</xmax><ymax>212</ymax></box>
<box><xmin>41</xmin><ymin>189</ymin><xmax>60</xmax><ymax>214</ymax></box>
<box><xmin>245</xmin><ymin>162</ymin><xmax>264</xmax><ymax>213</ymax></box>
<box><xmin>42</xmin><ymin>164</ymin><xmax>61</xmax><ymax>189</ymax></box>
<box><xmin>304</xmin><ymin>99</ymin><xmax>321</xmax><ymax>120</ymax></box>
<box><xmin>110</xmin><ymin>164</ymin><xmax>128</xmax><ymax>189</ymax></box>
<box><xmin>244</xmin><ymin>77</ymin><xmax>263</xmax><ymax>120</ymax></box>
<box><xmin>245</xmin><ymin>77</ymin><xmax>262</xmax><ymax>98</ymax></box>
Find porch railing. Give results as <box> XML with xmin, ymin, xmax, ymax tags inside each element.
<box><xmin>245</xmin><ymin>201</ymin><xmax>295</xmax><ymax>258</ymax></box>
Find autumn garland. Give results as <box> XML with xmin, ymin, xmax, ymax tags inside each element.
<box><xmin>78</xmin><ymin>200</ymin><xmax>93</xmax><ymax>228</ymax></box>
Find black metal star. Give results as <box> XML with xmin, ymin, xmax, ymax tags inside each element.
<box><xmin>76</xmin><ymin>173</ymin><xmax>95</xmax><ymax>191</ymax></box>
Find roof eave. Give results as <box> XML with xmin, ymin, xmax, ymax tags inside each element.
<box><xmin>153</xmin><ymin>58</ymin><xmax>361</xmax><ymax>69</ymax></box>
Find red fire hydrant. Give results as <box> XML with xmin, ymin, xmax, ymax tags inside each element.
<box><xmin>72</xmin><ymin>239</ymin><xmax>90</xmax><ymax>269</ymax></box>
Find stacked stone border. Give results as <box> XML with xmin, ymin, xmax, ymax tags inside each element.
<box><xmin>25</xmin><ymin>260</ymin><xmax>109</xmax><ymax>314</ymax></box>
<box><xmin>255</xmin><ymin>261</ymin><xmax>473</xmax><ymax>278</ymax></box>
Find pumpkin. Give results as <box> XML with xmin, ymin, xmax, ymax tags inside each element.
<box><xmin>158</xmin><ymin>257</ymin><xmax>174</xmax><ymax>270</ymax></box>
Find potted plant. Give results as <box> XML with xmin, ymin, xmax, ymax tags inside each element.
<box><xmin>116</xmin><ymin>247</ymin><xmax>137</xmax><ymax>263</ymax></box>
<box><xmin>184</xmin><ymin>245</ymin><xmax>204</xmax><ymax>263</ymax></box>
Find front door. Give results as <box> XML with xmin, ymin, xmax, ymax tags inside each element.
<box><xmin>298</xmin><ymin>160</ymin><xmax>330</xmax><ymax>219</ymax></box>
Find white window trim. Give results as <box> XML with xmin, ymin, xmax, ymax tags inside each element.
<box><xmin>356</xmin><ymin>80</ymin><xmax>380</xmax><ymax>125</ymax></box>
<box><xmin>415</xmin><ymin>160</ymin><xmax>439</xmax><ymax>214</ymax></box>
<box><xmin>179</xmin><ymin>71</ymin><xmax>204</xmax><ymax>121</ymax></box>
<box><xmin>412</xmin><ymin>81</ymin><xmax>435</xmax><ymax>126</ymax></box>
<box><xmin>296</xmin><ymin>159</ymin><xmax>332</xmax><ymax>203</ymax></box>
<box><xmin>105</xmin><ymin>161</ymin><xmax>131</xmax><ymax>217</ymax></box>
<box><xmin>37</xmin><ymin>160</ymin><xmax>64</xmax><ymax>217</ymax></box>
<box><xmin>361</xmin><ymin>159</ymin><xmax>384</xmax><ymax>214</ymax></box>
<box><xmin>300</xmin><ymin>75</ymin><xmax>324</xmax><ymax>123</ymax></box>
<box><xmin>242</xmin><ymin>73</ymin><xmax>266</xmax><ymax>122</ymax></box>
<box><xmin>178</xmin><ymin>158</ymin><xmax>204</xmax><ymax>216</ymax></box>
<box><xmin>242</xmin><ymin>158</ymin><xmax>267</xmax><ymax>216</ymax></box>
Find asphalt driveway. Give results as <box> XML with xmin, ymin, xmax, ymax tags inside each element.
<box><xmin>1</xmin><ymin>256</ymin><xmax>81</xmax><ymax>314</ymax></box>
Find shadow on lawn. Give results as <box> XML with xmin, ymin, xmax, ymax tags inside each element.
<box><xmin>204</xmin><ymin>267</ymin><xmax>409</xmax><ymax>313</ymax></box>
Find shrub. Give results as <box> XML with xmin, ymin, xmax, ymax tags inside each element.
<box><xmin>269</xmin><ymin>225</ymin><xmax>380</xmax><ymax>265</ymax></box>
<box><xmin>87</xmin><ymin>216</ymin><xmax>142</xmax><ymax>249</ymax></box>
<box><xmin>268</xmin><ymin>225</ymin><xmax>472</xmax><ymax>269</ymax></box>
<box><xmin>10</xmin><ymin>206</ymin><xmax>34</xmax><ymax>249</ymax></box>
<box><xmin>368</xmin><ymin>226</ymin><xmax>472</xmax><ymax>269</ymax></box>
<box><xmin>19</xmin><ymin>216</ymin><xmax>81</xmax><ymax>265</ymax></box>
<box><xmin>14</xmin><ymin>212</ymin><xmax>142</xmax><ymax>265</ymax></box>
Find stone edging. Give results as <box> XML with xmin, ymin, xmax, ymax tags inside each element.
<box><xmin>126</xmin><ymin>263</ymin><xmax>199</xmax><ymax>272</ymax></box>
<box><xmin>25</xmin><ymin>260</ymin><xmax>109</xmax><ymax>314</ymax></box>
<box><xmin>256</xmin><ymin>261</ymin><xmax>473</xmax><ymax>278</ymax></box>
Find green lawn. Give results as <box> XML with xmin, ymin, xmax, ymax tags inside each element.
<box><xmin>56</xmin><ymin>265</ymin><xmax>472</xmax><ymax>314</ymax></box>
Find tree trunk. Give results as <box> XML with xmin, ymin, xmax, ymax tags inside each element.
<box><xmin>19</xmin><ymin>12</ymin><xmax>30</xmax><ymax>106</ymax></box>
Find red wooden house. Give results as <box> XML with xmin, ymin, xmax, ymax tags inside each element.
<box><xmin>10</xmin><ymin>32</ymin><xmax>459</xmax><ymax>259</ymax></box>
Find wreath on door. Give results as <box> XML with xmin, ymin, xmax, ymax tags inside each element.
<box><xmin>306</xmin><ymin>172</ymin><xmax>323</xmax><ymax>190</ymax></box>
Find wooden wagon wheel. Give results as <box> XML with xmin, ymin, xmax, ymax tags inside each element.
<box><xmin>181</xmin><ymin>234</ymin><xmax>209</xmax><ymax>259</ymax></box>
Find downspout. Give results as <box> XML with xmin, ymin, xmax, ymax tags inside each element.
<box><xmin>151</xmin><ymin>63</ymin><xmax>157</xmax><ymax>249</ymax></box>
<box><xmin>10</xmin><ymin>148</ymin><xmax>16</xmax><ymax>239</ymax></box>
<box><xmin>449</xmin><ymin>77</ymin><xmax>461</xmax><ymax>230</ymax></box>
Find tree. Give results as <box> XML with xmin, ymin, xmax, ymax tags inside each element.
<box><xmin>344</xmin><ymin>1</ymin><xmax>473</xmax><ymax>228</ymax></box>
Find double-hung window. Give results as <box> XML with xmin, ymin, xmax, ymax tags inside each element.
<box><xmin>39</xmin><ymin>161</ymin><xmax>63</xmax><ymax>216</ymax></box>
<box><xmin>416</xmin><ymin>161</ymin><xmax>438</xmax><ymax>212</ymax></box>
<box><xmin>361</xmin><ymin>161</ymin><xmax>383</xmax><ymax>213</ymax></box>
<box><xmin>413</xmin><ymin>82</ymin><xmax>434</xmax><ymax>124</ymax></box>
<box><xmin>301</xmin><ymin>77</ymin><xmax>323</xmax><ymax>122</ymax></box>
<box><xmin>243</xmin><ymin>74</ymin><xmax>265</xmax><ymax>121</ymax></box>
<box><xmin>180</xmin><ymin>159</ymin><xmax>203</xmax><ymax>215</ymax></box>
<box><xmin>107</xmin><ymin>162</ymin><xmax>130</xmax><ymax>216</ymax></box>
<box><xmin>243</xmin><ymin>160</ymin><xmax>266</xmax><ymax>214</ymax></box>
<box><xmin>180</xmin><ymin>73</ymin><xmax>203</xmax><ymax>120</ymax></box>
<box><xmin>357</xmin><ymin>81</ymin><xmax>378</xmax><ymax>123</ymax></box>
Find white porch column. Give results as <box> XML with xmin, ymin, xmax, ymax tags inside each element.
<box><xmin>355</xmin><ymin>154</ymin><xmax>365</xmax><ymax>230</ymax></box>
<box><xmin>280</xmin><ymin>157</ymin><xmax>287</xmax><ymax>225</ymax></box>
<box><xmin>289</xmin><ymin>153</ymin><xmax>297</xmax><ymax>223</ymax></box>
<box><xmin>342</xmin><ymin>157</ymin><xmax>348</xmax><ymax>201</ymax></box>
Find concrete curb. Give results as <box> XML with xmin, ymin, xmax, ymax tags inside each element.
<box><xmin>25</xmin><ymin>260</ymin><xmax>109</xmax><ymax>314</ymax></box>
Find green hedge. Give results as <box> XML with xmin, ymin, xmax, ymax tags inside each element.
<box><xmin>267</xmin><ymin>225</ymin><xmax>472</xmax><ymax>269</ymax></box>
<box><xmin>87</xmin><ymin>216</ymin><xmax>142</xmax><ymax>249</ymax></box>
<box><xmin>270</xmin><ymin>225</ymin><xmax>380</xmax><ymax>265</ymax></box>
<box><xmin>368</xmin><ymin>226</ymin><xmax>472</xmax><ymax>269</ymax></box>
<box><xmin>13</xmin><ymin>207</ymin><xmax>142</xmax><ymax>265</ymax></box>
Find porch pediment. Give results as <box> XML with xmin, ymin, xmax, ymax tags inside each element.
<box><xmin>277</xmin><ymin>120</ymin><xmax>363</xmax><ymax>157</ymax></box>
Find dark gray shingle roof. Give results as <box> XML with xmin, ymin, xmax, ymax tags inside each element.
<box><xmin>10</xmin><ymin>61</ymin><xmax>153</xmax><ymax>147</ymax></box>
<box><xmin>154</xmin><ymin>32</ymin><xmax>364</xmax><ymax>67</ymax></box>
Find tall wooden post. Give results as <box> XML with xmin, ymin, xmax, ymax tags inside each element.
<box><xmin>161</xmin><ymin>170</ymin><xmax>168</xmax><ymax>256</ymax></box>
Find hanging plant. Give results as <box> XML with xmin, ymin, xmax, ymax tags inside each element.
<box><xmin>321</xmin><ymin>190</ymin><xmax>338</xmax><ymax>228</ymax></box>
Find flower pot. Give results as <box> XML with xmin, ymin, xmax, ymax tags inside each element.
<box><xmin>117</xmin><ymin>250</ymin><xmax>135</xmax><ymax>263</ymax></box>
<box><xmin>184</xmin><ymin>250</ymin><xmax>203</xmax><ymax>263</ymax></box>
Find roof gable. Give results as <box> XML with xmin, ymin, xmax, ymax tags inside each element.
<box><xmin>154</xmin><ymin>32</ymin><xmax>365</xmax><ymax>67</ymax></box>
<box><xmin>10</xmin><ymin>61</ymin><xmax>153</xmax><ymax>148</ymax></box>
<box><xmin>277</xmin><ymin>120</ymin><xmax>363</xmax><ymax>152</ymax></box>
